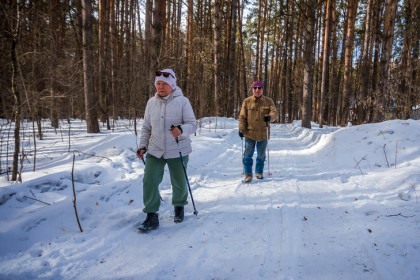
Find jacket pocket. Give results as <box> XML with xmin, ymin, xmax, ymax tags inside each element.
<box><xmin>249</xmin><ymin>103</ymin><xmax>257</xmax><ymax>110</ymax></box>
<box><xmin>261</xmin><ymin>106</ymin><xmax>270</xmax><ymax>115</ymax></box>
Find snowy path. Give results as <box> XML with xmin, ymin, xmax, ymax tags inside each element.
<box><xmin>0</xmin><ymin>119</ymin><xmax>419</xmax><ymax>280</ymax></box>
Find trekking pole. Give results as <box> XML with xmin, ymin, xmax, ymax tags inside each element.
<box><xmin>266</xmin><ymin>121</ymin><xmax>272</xmax><ymax>176</ymax></box>
<box><xmin>171</xmin><ymin>126</ymin><xmax>198</xmax><ymax>215</ymax></box>
<box><xmin>241</xmin><ymin>136</ymin><xmax>245</xmax><ymax>175</ymax></box>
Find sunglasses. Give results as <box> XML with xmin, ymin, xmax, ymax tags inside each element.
<box><xmin>253</xmin><ymin>86</ymin><xmax>262</xmax><ymax>90</ymax></box>
<box><xmin>156</xmin><ymin>71</ymin><xmax>174</xmax><ymax>78</ymax></box>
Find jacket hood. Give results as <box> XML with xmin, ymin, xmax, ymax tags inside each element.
<box><xmin>155</xmin><ymin>86</ymin><xmax>184</xmax><ymax>99</ymax></box>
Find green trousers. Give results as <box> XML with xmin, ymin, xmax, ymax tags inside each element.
<box><xmin>142</xmin><ymin>153</ymin><xmax>189</xmax><ymax>213</ymax></box>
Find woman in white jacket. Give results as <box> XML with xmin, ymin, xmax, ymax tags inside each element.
<box><xmin>136</xmin><ymin>69</ymin><xmax>196</xmax><ymax>232</ymax></box>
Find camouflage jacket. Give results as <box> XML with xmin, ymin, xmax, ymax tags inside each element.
<box><xmin>239</xmin><ymin>95</ymin><xmax>277</xmax><ymax>141</ymax></box>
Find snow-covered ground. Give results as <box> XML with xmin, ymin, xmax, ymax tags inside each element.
<box><xmin>0</xmin><ymin>118</ymin><xmax>419</xmax><ymax>280</ymax></box>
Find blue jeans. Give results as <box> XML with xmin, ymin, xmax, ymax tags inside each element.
<box><xmin>243</xmin><ymin>138</ymin><xmax>267</xmax><ymax>175</ymax></box>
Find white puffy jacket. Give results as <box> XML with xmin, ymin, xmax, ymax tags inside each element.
<box><xmin>139</xmin><ymin>87</ymin><xmax>197</xmax><ymax>159</ymax></box>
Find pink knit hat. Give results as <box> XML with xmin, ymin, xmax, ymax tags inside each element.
<box><xmin>252</xmin><ymin>81</ymin><xmax>264</xmax><ymax>89</ymax></box>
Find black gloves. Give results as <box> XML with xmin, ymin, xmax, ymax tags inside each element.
<box><xmin>263</xmin><ymin>115</ymin><xmax>271</xmax><ymax>122</ymax></box>
<box><xmin>238</xmin><ymin>131</ymin><xmax>245</xmax><ymax>138</ymax></box>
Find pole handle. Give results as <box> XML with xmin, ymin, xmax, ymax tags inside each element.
<box><xmin>171</xmin><ymin>125</ymin><xmax>180</xmax><ymax>144</ymax></box>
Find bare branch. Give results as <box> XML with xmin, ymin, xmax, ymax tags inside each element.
<box><xmin>385</xmin><ymin>213</ymin><xmax>415</xmax><ymax>218</ymax></box>
<box><xmin>394</xmin><ymin>140</ymin><xmax>398</xmax><ymax>169</ymax></box>
<box><xmin>353</xmin><ymin>155</ymin><xmax>367</xmax><ymax>176</ymax></box>
<box><xmin>72</xmin><ymin>149</ymin><xmax>111</xmax><ymax>162</ymax></box>
<box><xmin>23</xmin><ymin>195</ymin><xmax>51</xmax><ymax>205</ymax></box>
<box><xmin>72</xmin><ymin>153</ymin><xmax>83</xmax><ymax>233</ymax></box>
<box><xmin>383</xmin><ymin>144</ymin><xmax>390</xmax><ymax>167</ymax></box>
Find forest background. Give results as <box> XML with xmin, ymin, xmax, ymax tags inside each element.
<box><xmin>0</xmin><ymin>0</ymin><xmax>419</xmax><ymax>181</ymax></box>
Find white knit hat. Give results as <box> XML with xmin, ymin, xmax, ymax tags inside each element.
<box><xmin>155</xmin><ymin>69</ymin><xmax>177</xmax><ymax>90</ymax></box>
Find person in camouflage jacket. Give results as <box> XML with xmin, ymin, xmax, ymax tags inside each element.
<box><xmin>238</xmin><ymin>81</ymin><xmax>277</xmax><ymax>182</ymax></box>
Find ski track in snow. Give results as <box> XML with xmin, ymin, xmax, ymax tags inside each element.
<box><xmin>0</xmin><ymin>119</ymin><xmax>419</xmax><ymax>279</ymax></box>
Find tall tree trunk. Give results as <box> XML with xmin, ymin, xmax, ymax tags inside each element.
<box><xmin>259</xmin><ymin>0</ymin><xmax>268</xmax><ymax>82</ymax></box>
<box><xmin>49</xmin><ymin>0</ymin><xmax>60</xmax><ymax>128</ymax></box>
<box><xmin>293</xmin><ymin>8</ymin><xmax>303</xmax><ymax>121</ymax></box>
<box><xmin>328</xmin><ymin>0</ymin><xmax>338</xmax><ymax>125</ymax></box>
<box><xmin>110</xmin><ymin>0</ymin><xmax>118</xmax><ymax>121</ymax></box>
<box><xmin>176</xmin><ymin>0</ymin><xmax>182</xmax><ymax>71</ymax></box>
<box><xmin>370</xmin><ymin>0</ymin><xmax>383</xmax><ymax>120</ymax></box>
<box><xmin>254</xmin><ymin>0</ymin><xmax>262</xmax><ymax>80</ymax></box>
<box><xmin>411</xmin><ymin>1</ymin><xmax>420</xmax><ymax>109</ymax></box>
<box><xmin>268</xmin><ymin>8</ymin><xmax>279</xmax><ymax>102</ymax></box>
<box><xmin>11</xmin><ymin>0</ymin><xmax>22</xmax><ymax>181</ymax></box>
<box><xmin>263</xmin><ymin>0</ymin><xmax>272</xmax><ymax>94</ymax></box>
<box><xmin>374</xmin><ymin>0</ymin><xmax>398</xmax><ymax>122</ymax></box>
<box><xmin>319</xmin><ymin>0</ymin><xmax>332</xmax><ymax>128</ymax></box>
<box><xmin>105</xmin><ymin>0</ymin><xmax>111</xmax><ymax>129</ymax></box>
<box><xmin>313</xmin><ymin>6</ymin><xmax>323</xmax><ymax>122</ymax></box>
<box><xmin>237</xmin><ymin>0</ymin><xmax>248</xmax><ymax>102</ymax></box>
<box><xmin>150</xmin><ymin>0</ymin><xmax>166</xmax><ymax>89</ymax></box>
<box><xmin>214</xmin><ymin>0</ymin><xmax>221</xmax><ymax>116</ymax></box>
<box><xmin>341</xmin><ymin>0</ymin><xmax>359</xmax><ymax>127</ymax></box>
<box><xmin>227</xmin><ymin>0</ymin><xmax>237</xmax><ymax>117</ymax></box>
<box><xmin>144</xmin><ymin>0</ymin><xmax>152</xmax><ymax>101</ymax></box>
<box><xmin>335</xmin><ymin>1</ymin><xmax>348</xmax><ymax>126</ymax></box>
<box><xmin>271</xmin><ymin>8</ymin><xmax>284</xmax><ymax>114</ymax></box>
<box><xmin>399</xmin><ymin>0</ymin><xmax>416</xmax><ymax>119</ymax></box>
<box><xmin>358</xmin><ymin>0</ymin><xmax>373</xmax><ymax>124</ymax></box>
<box><xmin>280</xmin><ymin>0</ymin><xmax>291</xmax><ymax>123</ymax></box>
<box><xmin>302</xmin><ymin>0</ymin><xmax>317</xmax><ymax>129</ymax></box>
<box><xmin>98</xmin><ymin>0</ymin><xmax>109</xmax><ymax>127</ymax></box>
<box><xmin>82</xmin><ymin>0</ymin><xmax>100</xmax><ymax>133</ymax></box>
<box><xmin>287</xmin><ymin>0</ymin><xmax>295</xmax><ymax>122</ymax></box>
<box><xmin>186</xmin><ymin>0</ymin><xmax>193</xmax><ymax>98</ymax></box>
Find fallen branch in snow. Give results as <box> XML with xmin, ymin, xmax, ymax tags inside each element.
<box><xmin>353</xmin><ymin>155</ymin><xmax>367</xmax><ymax>176</ymax></box>
<box><xmin>73</xmin><ymin>149</ymin><xmax>111</xmax><ymax>162</ymax></box>
<box><xmin>385</xmin><ymin>213</ymin><xmax>415</xmax><ymax>218</ymax></box>
<box><xmin>383</xmin><ymin>144</ymin><xmax>390</xmax><ymax>168</ymax></box>
<box><xmin>394</xmin><ymin>141</ymin><xmax>398</xmax><ymax>169</ymax></box>
<box><xmin>0</xmin><ymin>167</ymin><xmax>11</xmax><ymax>176</ymax></box>
<box><xmin>72</xmin><ymin>153</ymin><xmax>83</xmax><ymax>233</ymax></box>
<box><xmin>23</xmin><ymin>196</ymin><xmax>50</xmax><ymax>205</ymax></box>
<box><xmin>23</xmin><ymin>190</ymin><xmax>51</xmax><ymax>206</ymax></box>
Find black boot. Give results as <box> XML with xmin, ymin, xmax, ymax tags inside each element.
<box><xmin>174</xmin><ymin>206</ymin><xmax>184</xmax><ymax>223</ymax></box>
<box><xmin>138</xmin><ymin>213</ymin><xmax>159</xmax><ymax>232</ymax></box>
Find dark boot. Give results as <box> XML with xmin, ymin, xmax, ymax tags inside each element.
<box><xmin>138</xmin><ymin>213</ymin><xmax>159</xmax><ymax>232</ymax></box>
<box><xmin>174</xmin><ymin>206</ymin><xmax>184</xmax><ymax>223</ymax></box>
